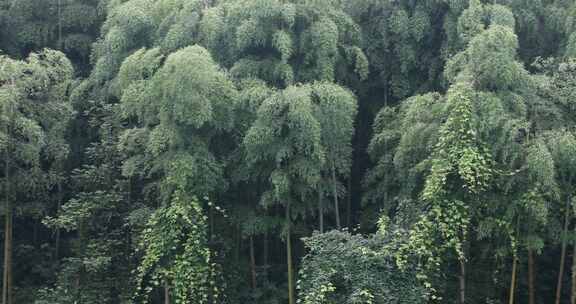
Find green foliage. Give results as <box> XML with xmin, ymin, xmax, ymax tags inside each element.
<box><xmin>393</xmin><ymin>83</ymin><xmax>492</xmax><ymax>296</ymax></box>
<box><xmin>347</xmin><ymin>0</ymin><xmax>447</xmax><ymax>99</ymax></box>
<box><xmin>244</xmin><ymin>84</ymin><xmax>324</xmax><ymax>209</ymax></box>
<box><xmin>312</xmin><ymin>83</ymin><xmax>357</xmax><ymax>176</ymax></box>
<box><xmin>199</xmin><ymin>0</ymin><xmax>368</xmax><ymax>87</ymax></box>
<box><xmin>118</xmin><ymin>45</ymin><xmax>236</xmax><ymax>198</ymax></box>
<box><xmin>365</xmin><ymin>6</ymin><xmax>551</xmax><ymax>298</ymax></box>
<box><xmin>0</xmin><ymin>0</ymin><xmax>103</xmax><ymax>73</ymax></box>
<box><xmin>363</xmin><ymin>92</ymin><xmax>444</xmax><ymax>223</ymax></box>
<box><xmin>0</xmin><ymin>49</ymin><xmax>74</xmax><ymax>303</ymax></box>
<box><xmin>0</xmin><ymin>48</ymin><xmax>74</xmax><ymax>205</ymax></box>
<box><xmin>243</xmin><ymin>81</ymin><xmax>357</xmax><ymax>211</ymax></box>
<box><xmin>135</xmin><ymin>189</ymin><xmax>219</xmax><ymax>304</ymax></box>
<box><xmin>3</xmin><ymin>1</ymin><xmax>576</xmax><ymax>304</ymax></box>
<box><xmin>298</xmin><ymin>230</ymin><xmax>425</xmax><ymax>304</ymax></box>
<box><xmin>423</xmin><ymin>83</ymin><xmax>492</xmax><ymax>198</ymax></box>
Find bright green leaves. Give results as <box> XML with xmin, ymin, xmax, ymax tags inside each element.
<box><xmin>399</xmin><ymin>84</ymin><xmax>491</xmax><ymax>290</ymax></box>
<box><xmin>92</xmin><ymin>0</ymin><xmax>155</xmax><ymax>79</ymax></box>
<box><xmin>398</xmin><ymin>198</ymin><xmax>470</xmax><ymax>265</ymax></box>
<box><xmin>447</xmin><ymin>9</ymin><xmax>531</xmax><ymax>92</ymax></box>
<box><xmin>151</xmin><ymin>45</ymin><xmax>235</xmax><ymax>130</ymax></box>
<box><xmin>425</xmin><ymin>83</ymin><xmax>492</xmax><ymax>197</ymax></box>
<box><xmin>451</xmin><ymin>3</ymin><xmax>524</xmax><ymax>90</ymax></box>
<box><xmin>118</xmin><ymin>44</ymin><xmax>233</xmax><ymax>130</ymax></box>
<box><xmin>116</xmin><ymin>45</ymin><xmax>235</xmax><ymax>303</ymax></box>
<box><xmin>135</xmin><ymin>189</ymin><xmax>219</xmax><ymax>304</ymax></box>
<box><xmin>457</xmin><ymin>1</ymin><xmax>514</xmax><ymax>45</ymax></box>
<box><xmin>91</xmin><ymin>0</ymin><xmax>208</xmax><ymax>83</ymax></box>
<box><xmin>118</xmin><ymin>45</ymin><xmax>236</xmax><ymax>197</ymax></box>
<box><xmin>466</xmin><ymin>26</ymin><xmax>525</xmax><ymax>90</ymax></box>
<box><xmin>298</xmin><ymin>231</ymin><xmax>425</xmax><ymax>304</ymax></box>
<box><xmin>117</xmin><ymin>48</ymin><xmax>163</xmax><ymax>92</ymax></box>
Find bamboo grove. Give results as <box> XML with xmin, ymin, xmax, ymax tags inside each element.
<box><xmin>1</xmin><ymin>0</ymin><xmax>576</xmax><ymax>303</ymax></box>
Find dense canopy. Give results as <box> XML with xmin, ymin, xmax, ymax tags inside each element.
<box><xmin>1</xmin><ymin>0</ymin><xmax>576</xmax><ymax>304</ymax></box>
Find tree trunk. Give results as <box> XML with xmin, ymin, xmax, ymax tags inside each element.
<box><xmin>570</xmin><ymin>228</ymin><xmax>576</xmax><ymax>304</ymax></box>
<box><xmin>33</xmin><ymin>220</ymin><xmax>38</xmax><ymax>248</ymax></box>
<box><xmin>509</xmin><ymin>255</ymin><xmax>518</xmax><ymax>304</ymax></box>
<box><xmin>250</xmin><ymin>236</ymin><xmax>257</xmax><ymax>289</ymax></box>
<box><xmin>286</xmin><ymin>202</ymin><xmax>295</xmax><ymax>304</ymax></box>
<box><xmin>331</xmin><ymin>162</ymin><xmax>340</xmax><ymax>229</ymax></box>
<box><xmin>459</xmin><ymin>259</ymin><xmax>466</xmax><ymax>304</ymax></box>
<box><xmin>2</xmin><ymin>206</ymin><xmax>12</xmax><ymax>304</ymax></box>
<box><xmin>556</xmin><ymin>194</ymin><xmax>570</xmax><ymax>304</ymax></box>
<box><xmin>234</xmin><ymin>223</ymin><xmax>241</xmax><ymax>263</ymax></box>
<box><xmin>164</xmin><ymin>283</ymin><xmax>170</xmax><ymax>304</ymax></box>
<box><xmin>57</xmin><ymin>0</ymin><xmax>62</xmax><ymax>50</ymax></box>
<box><xmin>2</xmin><ymin>129</ymin><xmax>12</xmax><ymax>304</ymax></box>
<box><xmin>263</xmin><ymin>232</ymin><xmax>269</xmax><ymax>281</ymax></box>
<box><xmin>209</xmin><ymin>205</ymin><xmax>214</xmax><ymax>242</ymax></box>
<box><xmin>346</xmin><ymin>178</ymin><xmax>352</xmax><ymax>229</ymax></box>
<box><xmin>7</xmin><ymin>214</ymin><xmax>12</xmax><ymax>304</ymax></box>
<box><xmin>528</xmin><ymin>249</ymin><xmax>536</xmax><ymax>304</ymax></box>
<box><xmin>318</xmin><ymin>188</ymin><xmax>324</xmax><ymax>233</ymax></box>
<box><xmin>54</xmin><ymin>181</ymin><xmax>62</xmax><ymax>261</ymax></box>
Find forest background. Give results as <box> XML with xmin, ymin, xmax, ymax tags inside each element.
<box><xmin>1</xmin><ymin>0</ymin><xmax>576</xmax><ymax>303</ymax></box>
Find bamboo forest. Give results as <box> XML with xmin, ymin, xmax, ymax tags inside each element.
<box><xmin>2</xmin><ymin>0</ymin><xmax>576</xmax><ymax>303</ymax></box>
